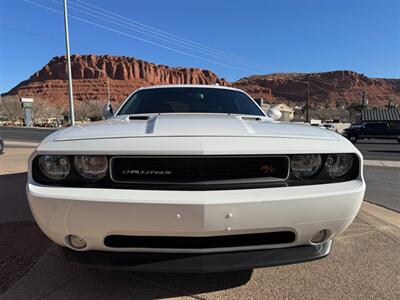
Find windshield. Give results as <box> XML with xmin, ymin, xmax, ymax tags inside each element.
<box><xmin>117</xmin><ymin>87</ymin><xmax>265</xmax><ymax>116</ymax></box>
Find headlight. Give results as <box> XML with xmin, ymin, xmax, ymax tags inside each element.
<box><xmin>325</xmin><ymin>153</ymin><xmax>353</xmax><ymax>178</ymax></box>
<box><xmin>39</xmin><ymin>155</ymin><xmax>71</xmax><ymax>180</ymax></box>
<box><xmin>74</xmin><ymin>155</ymin><xmax>108</xmax><ymax>181</ymax></box>
<box><xmin>290</xmin><ymin>154</ymin><xmax>322</xmax><ymax>178</ymax></box>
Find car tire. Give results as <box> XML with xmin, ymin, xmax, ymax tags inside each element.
<box><xmin>348</xmin><ymin>136</ymin><xmax>357</xmax><ymax>143</ymax></box>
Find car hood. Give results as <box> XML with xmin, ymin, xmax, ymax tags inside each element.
<box><xmin>52</xmin><ymin>114</ymin><xmax>338</xmax><ymax>142</ymax></box>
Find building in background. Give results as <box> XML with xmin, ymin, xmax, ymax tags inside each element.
<box><xmin>272</xmin><ymin>103</ymin><xmax>295</xmax><ymax>121</ymax></box>
<box><xmin>361</xmin><ymin>108</ymin><xmax>400</xmax><ymax>128</ymax></box>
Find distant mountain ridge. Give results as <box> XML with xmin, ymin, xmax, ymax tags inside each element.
<box><xmin>234</xmin><ymin>71</ymin><xmax>400</xmax><ymax>108</ymax></box>
<box><xmin>4</xmin><ymin>54</ymin><xmax>400</xmax><ymax>108</ymax></box>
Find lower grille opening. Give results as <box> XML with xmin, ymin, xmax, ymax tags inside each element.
<box><xmin>104</xmin><ymin>231</ymin><xmax>296</xmax><ymax>249</ymax></box>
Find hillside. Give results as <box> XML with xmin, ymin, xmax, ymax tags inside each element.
<box><xmin>3</xmin><ymin>54</ymin><xmax>400</xmax><ymax>108</ymax></box>
<box><xmin>4</xmin><ymin>54</ymin><xmax>228</xmax><ymax>106</ymax></box>
<box><xmin>234</xmin><ymin>71</ymin><xmax>400</xmax><ymax>108</ymax></box>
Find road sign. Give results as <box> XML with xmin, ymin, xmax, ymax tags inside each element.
<box><xmin>20</xmin><ymin>98</ymin><xmax>34</xmax><ymax>127</ymax></box>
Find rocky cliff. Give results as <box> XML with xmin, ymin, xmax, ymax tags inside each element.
<box><xmin>234</xmin><ymin>71</ymin><xmax>400</xmax><ymax>108</ymax></box>
<box><xmin>5</xmin><ymin>54</ymin><xmax>228</xmax><ymax>106</ymax></box>
<box><xmin>4</xmin><ymin>55</ymin><xmax>400</xmax><ymax>108</ymax></box>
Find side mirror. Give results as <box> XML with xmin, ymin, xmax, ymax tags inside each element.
<box><xmin>266</xmin><ymin>108</ymin><xmax>282</xmax><ymax>120</ymax></box>
<box><xmin>102</xmin><ymin>103</ymin><xmax>114</xmax><ymax>120</ymax></box>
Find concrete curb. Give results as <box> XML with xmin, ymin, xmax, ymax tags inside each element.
<box><xmin>363</xmin><ymin>160</ymin><xmax>400</xmax><ymax>168</ymax></box>
<box><xmin>362</xmin><ymin>200</ymin><xmax>400</xmax><ymax>227</ymax></box>
<box><xmin>4</xmin><ymin>140</ymin><xmax>39</xmax><ymax>147</ymax></box>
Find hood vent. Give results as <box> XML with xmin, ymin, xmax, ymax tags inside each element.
<box><xmin>129</xmin><ymin>115</ymin><xmax>150</xmax><ymax>121</ymax></box>
<box><xmin>241</xmin><ymin>116</ymin><xmax>262</xmax><ymax>121</ymax></box>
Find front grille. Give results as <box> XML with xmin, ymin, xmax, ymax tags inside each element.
<box><xmin>104</xmin><ymin>231</ymin><xmax>296</xmax><ymax>249</ymax></box>
<box><xmin>110</xmin><ymin>156</ymin><xmax>289</xmax><ymax>185</ymax></box>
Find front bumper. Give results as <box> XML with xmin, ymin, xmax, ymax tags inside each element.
<box><xmin>27</xmin><ymin>179</ymin><xmax>364</xmax><ymax>257</ymax></box>
<box><xmin>60</xmin><ymin>240</ymin><xmax>332</xmax><ymax>273</ymax></box>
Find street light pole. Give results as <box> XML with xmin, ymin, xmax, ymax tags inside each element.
<box><xmin>306</xmin><ymin>75</ymin><xmax>310</xmax><ymax>123</ymax></box>
<box><xmin>106</xmin><ymin>76</ymin><xmax>110</xmax><ymax>105</ymax></box>
<box><xmin>63</xmin><ymin>0</ymin><xmax>75</xmax><ymax>126</ymax></box>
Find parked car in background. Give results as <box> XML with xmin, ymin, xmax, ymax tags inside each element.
<box><xmin>343</xmin><ymin>122</ymin><xmax>400</xmax><ymax>143</ymax></box>
<box><xmin>27</xmin><ymin>85</ymin><xmax>365</xmax><ymax>273</ymax></box>
<box><xmin>322</xmin><ymin>124</ymin><xmax>338</xmax><ymax>132</ymax></box>
<box><xmin>0</xmin><ymin>136</ymin><xmax>3</xmax><ymax>153</ymax></box>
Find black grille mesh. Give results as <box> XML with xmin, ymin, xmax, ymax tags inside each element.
<box><xmin>104</xmin><ymin>231</ymin><xmax>296</xmax><ymax>249</ymax></box>
<box><xmin>111</xmin><ymin>156</ymin><xmax>289</xmax><ymax>183</ymax></box>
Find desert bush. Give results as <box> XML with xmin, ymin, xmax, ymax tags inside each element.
<box><xmin>0</xmin><ymin>96</ymin><xmax>23</xmax><ymax>125</ymax></box>
<box><xmin>75</xmin><ymin>100</ymin><xmax>103</xmax><ymax>122</ymax></box>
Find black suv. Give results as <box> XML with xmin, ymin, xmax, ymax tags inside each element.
<box><xmin>343</xmin><ymin>122</ymin><xmax>400</xmax><ymax>143</ymax></box>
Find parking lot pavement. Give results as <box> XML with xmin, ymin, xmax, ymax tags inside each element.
<box><xmin>0</xmin><ymin>146</ymin><xmax>35</xmax><ymax>175</ymax></box>
<box><xmin>0</xmin><ymin>144</ymin><xmax>51</xmax><ymax>295</ymax></box>
<box><xmin>1</xmin><ymin>202</ymin><xmax>399</xmax><ymax>299</ymax></box>
<box><xmin>1</xmin><ymin>144</ymin><xmax>400</xmax><ymax>299</ymax></box>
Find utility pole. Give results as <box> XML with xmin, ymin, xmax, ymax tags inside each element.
<box><xmin>306</xmin><ymin>75</ymin><xmax>310</xmax><ymax>123</ymax></box>
<box><xmin>362</xmin><ymin>90</ymin><xmax>367</xmax><ymax>109</ymax></box>
<box><xmin>106</xmin><ymin>76</ymin><xmax>111</xmax><ymax>105</ymax></box>
<box><xmin>63</xmin><ymin>0</ymin><xmax>75</xmax><ymax>126</ymax></box>
<box><xmin>100</xmin><ymin>69</ymin><xmax>111</xmax><ymax>105</ymax></box>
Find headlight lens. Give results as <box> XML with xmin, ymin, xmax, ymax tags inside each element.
<box><xmin>325</xmin><ymin>153</ymin><xmax>354</xmax><ymax>178</ymax></box>
<box><xmin>74</xmin><ymin>155</ymin><xmax>108</xmax><ymax>181</ymax></box>
<box><xmin>291</xmin><ymin>154</ymin><xmax>322</xmax><ymax>178</ymax></box>
<box><xmin>39</xmin><ymin>155</ymin><xmax>71</xmax><ymax>180</ymax></box>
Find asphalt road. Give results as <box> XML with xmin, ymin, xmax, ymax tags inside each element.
<box><xmin>0</xmin><ymin>126</ymin><xmax>399</xmax><ymax>161</ymax></box>
<box><xmin>0</xmin><ymin>126</ymin><xmax>56</xmax><ymax>142</ymax></box>
<box><xmin>355</xmin><ymin>139</ymin><xmax>400</xmax><ymax>161</ymax></box>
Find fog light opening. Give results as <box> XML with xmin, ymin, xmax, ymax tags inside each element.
<box><xmin>311</xmin><ymin>229</ymin><xmax>328</xmax><ymax>244</ymax></box>
<box><xmin>66</xmin><ymin>234</ymin><xmax>87</xmax><ymax>249</ymax></box>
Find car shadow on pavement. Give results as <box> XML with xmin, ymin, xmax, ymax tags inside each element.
<box><xmin>0</xmin><ymin>172</ymin><xmax>51</xmax><ymax>294</ymax></box>
<box><xmin>0</xmin><ymin>172</ymin><xmax>252</xmax><ymax>297</ymax></box>
<box><xmin>0</xmin><ymin>172</ymin><xmax>33</xmax><ymax>223</ymax></box>
<box><xmin>113</xmin><ymin>269</ymin><xmax>253</xmax><ymax>296</ymax></box>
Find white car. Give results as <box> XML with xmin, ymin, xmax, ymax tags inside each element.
<box><xmin>323</xmin><ymin>124</ymin><xmax>338</xmax><ymax>132</ymax></box>
<box><xmin>27</xmin><ymin>85</ymin><xmax>365</xmax><ymax>272</ymax></box>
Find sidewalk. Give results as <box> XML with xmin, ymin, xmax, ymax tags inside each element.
<box><xmin>4</xmin><ymin>140</ymin><xmax>39</xmax><ymax>148</ymax></box>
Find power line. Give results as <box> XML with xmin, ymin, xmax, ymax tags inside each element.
<box><xmin>73</xmin><ymin>0</ymin><xmax>269</xmax><ymax>68</ymax></box>
<box><xmin>25</xmin><ymin>0</ymin><xmax>255</xmax><ymax>73</ymax></box>
<box><xmin>0</xmin><ymin>24</ymin><xmax>95</xmax><ymax>51</ymax></box>
<box><xmin>309</xmin><ymin>82</ymin><xmax>331</xmax><ymax>92</ymax></box>
<box><xmin>270</xmin><ymin>89</ymin><xmax>306</xmax><ymax>97</ymax></box>
<box><xmin>61</xmin><ymin>0</ymin><xmax>265</xmax><ymax>70</ymax></box>
<box><xmin>291</xmin><ymin>75</ymin><xmax>348</xmax><ymax>89</ymax></box>
<box><xmin>52</xmin><ymin>0</ymin><xmax>263</xmax><ymax>71</ymax></box>
<box><xmin>313</xmin><ymin>75</ymin><xmax>349</xmax><ymax>88</ymax></box>
<box><xmin>310</xmin><ymin>77</ymin><xmax>339</xmax><ymax>86</ymax></box>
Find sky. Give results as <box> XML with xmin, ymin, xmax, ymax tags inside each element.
<box><xmin>0</xmin><ymin>0</ymin><xmax>399</xmax><ymax>93</ymax></box>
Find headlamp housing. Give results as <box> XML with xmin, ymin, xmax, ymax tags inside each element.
<box><xmin>38</xmin><ymin>155</ymin><xmax>71</xmax><ymax>181</ymax></box>
<box><xmin>325</xmin><ymin>153</ymin><xmax>354</xmax><ymax>178</ymax></box>
<box><xmin>290</xmin><ymin>154</ymin><xmax>322</xmax><ymax>178</ymax></box>
<box><xmin>74</xmin><ymin>155</ymin><xmax>108</xmax><ymax>181</ymax></box>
